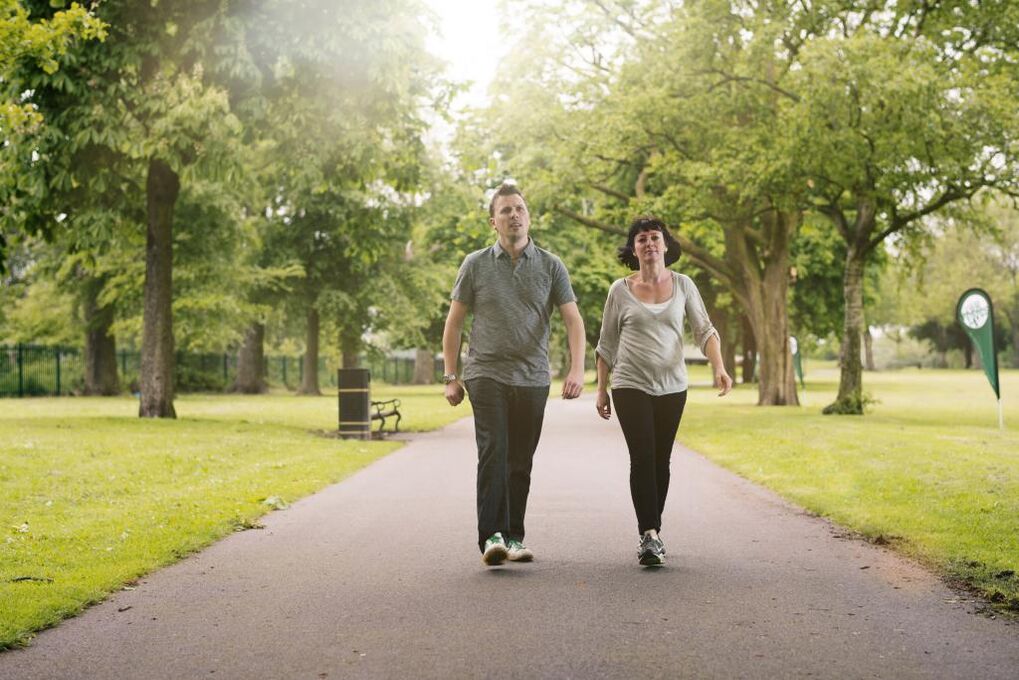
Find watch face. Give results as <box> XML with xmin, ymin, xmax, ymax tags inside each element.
<box><xmin>960</xmin><ymin>293</ymin><xmax>989</xmax><ymax>330</ymax></box>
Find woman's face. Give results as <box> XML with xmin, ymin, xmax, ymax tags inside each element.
<box><xmin>634</xmin><ymin>229</ymin><xmax>666</xmax><ymax>265</ymax></box>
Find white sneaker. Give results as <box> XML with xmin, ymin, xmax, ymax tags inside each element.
<box><xmin>482</xmin><ymin>532</ymin><xmax>508</xmax><ymax>565</ymax></box>
<box><xmin>506</xmin><ymin>539</ymin><xmax>534</xmax><ymax>562</ymax></box>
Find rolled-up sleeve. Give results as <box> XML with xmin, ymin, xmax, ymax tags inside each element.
<box><xmin>683</xmin><ymin>277</ymin><xmax>720</xmax><ymax>352</ymax></box>
<box><xmin>595</xmin><ymin>284</ymin><xmax>622</xmax><ymax>369</ymax></box>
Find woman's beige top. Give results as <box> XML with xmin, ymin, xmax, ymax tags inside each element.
<box><xmin>596</xmin><ymin>271</ymin><xmax>719</xmax><ymax>395</ymax></box>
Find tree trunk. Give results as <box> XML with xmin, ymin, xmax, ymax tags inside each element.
<box><xmin>139</xmin><ymin>158</ymin><xmax>178</xmax><ymax>418</ymax></box>
<box><xmin>824</xmin><ymin>243</ymin><xmax>866</xmax><ymax>414</ymax></box>
<box><xmin>728</xmin><ymin>210</ymin><xmax>799</xmax><ymax>405</ymax></box>
<box><xmin>1010</xmin><ymin>298</ymin><xmax>1019</xmax><ymax>368</ymax></box>
<box><xmin>232</xmin><ymin>322</ymin><xmax>267</xmax><ymax>393</ymax></box>
<box><xmin>413</xmin><ymin>348</ymin><xmax>434</xmax><ymax>384</ymax></box>
<box><xmin>863</xmin><ymin>326</ymin><xmax>875</xmax><ymax>371</ymax></box>
<box><xmin>741</xmin><ymin>314</ymin><xmax>756</xmax><ymax>385</ymax></box>
<box><xmin>719</xmin><ymin>320</ymin><xmax>737</xmax><ymax>379</ymax></box>
<box><xmin>695</xmin><ymin>272</ymin><xmax>735</xmax><ymax>377</ymax></box>
<box><xmin>341</xmin><ymin>326</ymin><xmax>361</xmax><ymax>369</ymax></box>
<box><xmin>298</xmin><ymin>307</ymin><xmax>321</xmax><ymax>395</ymax></box>
<box><xmin>82</xmin><ymin>275</ymin><xmax>119</xmax><ymax>395</ymax></box>
<box><xmin>710</xmin><ymin>299</ymin><xmax>736</xmax><ymax>378</ymax></box>
<box><xmin>749</xmin><ymin>290</ymin><xmax>798</xmax><ymax>406</ymax></box>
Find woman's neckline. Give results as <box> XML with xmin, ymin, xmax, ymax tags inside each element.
<box><xmin>623</xmin><ymin>271</ymin><xmax>676</xmax><ymax>306</ymax></box>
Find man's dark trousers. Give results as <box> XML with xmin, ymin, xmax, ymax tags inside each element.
<box><xmin>465</xmin><ymin>377</ymin><xmax>549</xmax><ymax>552</ymax></box>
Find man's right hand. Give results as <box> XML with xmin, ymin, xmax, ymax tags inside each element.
<box><xmin>445</xmin><ymin>381</ymin><xmax>465</xmax><ymax>406</ymax></box>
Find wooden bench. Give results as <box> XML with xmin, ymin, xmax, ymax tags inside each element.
<box><xmin>371</xmin><ymin>398</ymin><xmax>402</xmax><ymax>434</ymax></box>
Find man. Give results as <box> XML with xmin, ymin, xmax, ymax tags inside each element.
<box><xmin>442</xmin><ymin>183</ymin><xmax>586</xmax><ymax>566</ymax></box>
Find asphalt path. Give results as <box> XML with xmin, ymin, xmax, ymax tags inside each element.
<box><xmin>3</xmin><ymin>394</ymin><xmax>1018</xmax><ymax>679</ymax></box>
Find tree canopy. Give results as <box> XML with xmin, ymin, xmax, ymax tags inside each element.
<box><xmin>2</xmin><ymin>0</ymin><xmax>1018</xmax><ymax>412</ymax></box>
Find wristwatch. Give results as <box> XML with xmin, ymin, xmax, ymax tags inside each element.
<box><xmin>442</xmin><ymin>373</ymin><xmax>458</xmax><ymax>384</ymax></box>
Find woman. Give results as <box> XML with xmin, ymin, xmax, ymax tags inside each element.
<box><xmin>595</xmin><ymin>216</ymin><xmax>732</xmax><ymax>566</ymax></box>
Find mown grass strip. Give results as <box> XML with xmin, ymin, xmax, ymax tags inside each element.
<box><xmin>680</xmin><ymin>363</ymin><xmax>1019</xmax><ymax>614</ymax></box>
<box><xmin>0</xmin><ymin>388</ymin><xmax>465</xmax><ymax>649</ymax></box>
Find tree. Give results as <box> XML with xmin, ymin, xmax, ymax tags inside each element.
<box><xmin>4</xmin><ymin>2</ymin><xmax>135</xmax><ymax>394</ymax></box>
<box><xmin>473</xmin><ymin>0</ymin><xmax>804</xmax><ymax>403</ymax></box>
<box><xmin>0</xmin><ymin>0</ymin><xmax>105</xmax><ymax>299</ymax></box>
<box><xmin>908</xmin><ymin>319</ymin><xmax>971</xmax><ymax>368</ymax></box>
<box><xmin>790</xmin><ymin>8</ymin><xmax>1019</xmax><ymax>413</ymax></box>
<box><xmin>876</xmin><ymin>202</ymin><xmax>1019</xmax><ymax>368</ymax></box>
<box><xmin>247</xmin><ymin>1</ymin><xmax>442</xmax><ymax>395</ymax></box>
<box><xmin>7</xmin><ymin>1</ymin><xmax>244</xmax><ymax>415</ymax></box>
<box><xmin>0</xmin><ymin>237</ymin><xmax>78</xmax><ymax>347</ymax></box>
<box><xmin>626</xmin><ymin>1</ymin><xmax>805</xmax><ymax>405</ymax></box>
<box><xmin>983</xmin><ymin>198</ymin><xmax>1019</xmax><ymax>368</ymax></box>
<box><xmin>788</xmin><ymin>217</ymin><xmax>845</xmax><ymax>345</ymax></box>
<box><xmin>6</xmin><ymin>1</ymin><xmax>445</xmax><ymax>409</ymax></box>
<box><xmin>374</xmin><ymin>169</ymin><xmax>474</xmax><ymax>385</ymax></box>
<box><xmin>0</xmin><ymin>0</ymin><xmax>105</xmax><ymax>145</ymax></box>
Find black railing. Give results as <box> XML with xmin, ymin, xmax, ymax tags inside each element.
<box><xmin>0</xmin><ymin>344</ymin><xmax>443</xmax><ymax>397</ymax></box>
<box><xmin>0</xmin><ymin>344</ymin><xmax>85</xmax><ymax>396</ymax></box>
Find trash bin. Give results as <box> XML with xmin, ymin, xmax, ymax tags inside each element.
<box><xmin>338</xmin><ymin>368</ymin><xmax>371</xmax><ymax>440</ymax></box>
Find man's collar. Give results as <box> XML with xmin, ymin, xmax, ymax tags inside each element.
<box><xmin>493</xmin><ymin>238</ymin><xmax>535</xmax><ymax>259</ymax></box>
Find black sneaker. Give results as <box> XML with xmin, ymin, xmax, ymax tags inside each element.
<box><xmin>638</xmin><ymin>533</ymin><xmax>664</xmax><ymax>566</ymax></box>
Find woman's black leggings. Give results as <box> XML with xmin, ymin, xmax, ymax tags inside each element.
<box><xmin>612</xmin><ymin>388</ymin><xmax>688</xmax><ymax>535</ymax></box>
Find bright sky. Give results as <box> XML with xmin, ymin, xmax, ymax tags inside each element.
<box><xmin>424</xmin><ymin>0</ymin><xmax>506</xmax><ymax>111</ymax></box>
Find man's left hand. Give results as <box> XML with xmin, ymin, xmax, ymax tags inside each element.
<box><xmin>562</xmin><ymin>369</ymin><xmax>584</xmax><ymax>399</ymax></box>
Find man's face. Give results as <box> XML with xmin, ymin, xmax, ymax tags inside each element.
<box><xmin>490</xmin><ymin>194</ymin><xmax>530</xmax><ymax>245</ymax></box>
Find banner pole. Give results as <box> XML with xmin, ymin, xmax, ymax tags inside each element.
<box><xmin>999</xmin><ymin>398</ymin><xmax>1004</xmax><ymax>431</ymax></box>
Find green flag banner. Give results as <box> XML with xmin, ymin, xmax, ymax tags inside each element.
<box><xmin>956</xmin><ymin>289</ymin><xmax>1002</xmax><ymax>427</ymax></box>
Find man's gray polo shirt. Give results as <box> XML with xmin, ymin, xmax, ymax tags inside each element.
<box><xmin>451</xmin><ymin>239</ymin><xmax>576</xmax><ymax>386</ymax></box>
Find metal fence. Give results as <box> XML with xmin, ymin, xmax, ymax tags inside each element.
<box><xmin>0</xmin><ymin>344</ymin><xmax>84</xmax><ymax>397</ymax></box>
<box><xmin>0</xmin><ymin>344</ymin><xmax>443</xmax><ymax>397</ymax></box>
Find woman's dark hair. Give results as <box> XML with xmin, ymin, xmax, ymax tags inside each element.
<box><xmin>617</xmin><ymin>215</ymin><xmax>681</xmax><ymax>270</ymax></box>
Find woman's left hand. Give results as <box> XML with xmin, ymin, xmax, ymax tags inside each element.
<box><xmin>714</xmin><ymin>369</ymin><xmax>733</xmax><ymax>397</ymax></box>
<box><xmin>595</xmin><ymin>389</ymin><xmax>612</xmax><ymax>419</ymax></box>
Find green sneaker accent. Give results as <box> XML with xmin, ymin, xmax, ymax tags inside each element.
<box><xmin>482</xmin><ymin>532</ymin><xmax>508</xmax><ymax>565</ymax></box>
<box><xmin>507</xmin><ymin>540</ymin><xmax>534</xmax><ymax>562</ymax></box>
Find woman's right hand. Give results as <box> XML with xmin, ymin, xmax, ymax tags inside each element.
<box><xmin>595</xmin><ymin>389</ymin><xmax>612</xmax><ymax>420</ymax></box>
<box><xmin>714</xmin><ymin>368</ymin><xmax>733</xmax><ymax>397</ymax></box>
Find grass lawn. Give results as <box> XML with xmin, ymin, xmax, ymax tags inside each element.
<box><xmin>0</xmin><ymin>385</ymin><xmax>464</xmax><ymax>649</ymax></box>
<box><xmin>679</xmin><ymin>362</ymin><xmax>1019</xmax><ymax>614</ymax></box>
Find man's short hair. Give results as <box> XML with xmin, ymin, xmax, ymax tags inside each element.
<box><xmin>488</xmin><ymin>183</ymin><xmax>527</xmax><ymax>217</ymax></box>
